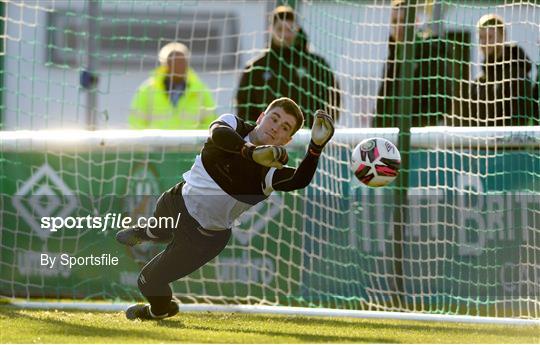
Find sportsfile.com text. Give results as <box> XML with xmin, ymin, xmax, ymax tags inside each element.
<box><xmin>40</xmin><ymin>213</ymin><xmax>181</xmax><ymax>232</ymax></box>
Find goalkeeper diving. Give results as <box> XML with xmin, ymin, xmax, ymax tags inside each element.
<box><xmin>116</xmin><ymin>97</ymin><xmax>334</xmax><ymax>320</ymax></box>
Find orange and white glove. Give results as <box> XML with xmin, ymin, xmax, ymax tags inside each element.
<box><xmin>241</xmin><ymin>144</ymin><xmax>288</xmax><ymax>169</ymax></box>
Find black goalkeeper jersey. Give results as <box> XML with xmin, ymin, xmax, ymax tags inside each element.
<box><xmin>201</xmin><ymin>115</ymin><xmax>269</xmax><ymax>205</ymax></box>
<box><xmin>182</xmin><ymin>114</ymin><xmax>320</xmax><ymax>230</ymax></box>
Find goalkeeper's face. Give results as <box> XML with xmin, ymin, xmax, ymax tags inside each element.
<box><xmin>253</xmin><ymin>107</ymin><xmax>297</xmax><ymax>146</ymax></box>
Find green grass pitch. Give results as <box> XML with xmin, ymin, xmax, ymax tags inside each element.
<box><xmin>0</xmin><ymin>305</ymin><xmax>538</xmax><ymax>343</ymax></box>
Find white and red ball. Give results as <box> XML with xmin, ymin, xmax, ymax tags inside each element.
<box><xmin>351</xmin><ymin>138</ymin><xmax>401</xmax><ymax>187</ymax></box>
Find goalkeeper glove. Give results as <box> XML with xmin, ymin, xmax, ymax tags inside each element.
<box><xmin>309</xmin><ymin>110</ymin><xmax>335</xmax><ymax>155</ymax></box>
<box><xmin>241</xmin><ymin>143</ymin><xmax>288</xmax><ymax>169</ymax></box>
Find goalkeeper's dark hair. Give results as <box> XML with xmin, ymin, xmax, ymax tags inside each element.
<box><xmin>265</xmin><ymin>97</ymin><xmax>304</xmax><ymax>133</ymax></box>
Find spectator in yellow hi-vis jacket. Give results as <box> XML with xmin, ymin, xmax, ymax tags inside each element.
<box><xmin>129</xmin><ymin>42</ymin><xmax>217</xmax><ymax>129</ymax></box>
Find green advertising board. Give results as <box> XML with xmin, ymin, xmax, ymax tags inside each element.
<box><xmin>0</xmin><ymin>149</ymin><xmax>303</xmax><ymax>303</ymax></box>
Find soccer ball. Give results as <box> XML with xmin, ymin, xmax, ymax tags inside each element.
<box><xmin>351</xmin><ymin>137</ymin><xmax>401</xmax><ymax>187</ymax></box>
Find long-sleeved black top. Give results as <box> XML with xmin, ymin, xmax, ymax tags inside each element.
<box><xmin>201</xmin><ymin>114</ymin><xmax>321</xmax><ymax>206</ymax></box>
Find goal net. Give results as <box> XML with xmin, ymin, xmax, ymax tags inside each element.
<box><xmin>1</xmin><ymin>0</ymin><xmax>538</xmax><ymax>321</ymax></box>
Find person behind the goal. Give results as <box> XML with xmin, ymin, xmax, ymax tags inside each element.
<box><xmin>116</xmin><ymin>97</ymin><xmax>335</xmax><ymax>320</ymax></box>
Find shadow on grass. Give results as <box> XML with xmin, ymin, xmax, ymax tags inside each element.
<box><xmin>3</xmin><ymin>306</ymin><xmax>537</xmax><ymax>344</ymax></box>
<box><xmin>235</xmin><ymin>313</ymin><xmax>539</xmax><ymax>340</ymax></box>
<box><xmin>157</xmin><ymin>318</ymin><xmax>397</xmax><ymax>343</ymax></box>
<box><xmin>1</xmin><ymin>307</ymin><xmax>187</xmax><ymax>343</ymax></box>
<box><xmin>2</xmin><ymin>306</ymin><xmax>397</xmax><ymax>344</ymax></box>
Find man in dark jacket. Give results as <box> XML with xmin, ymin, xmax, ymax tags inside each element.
<box><xmin>235</xmin><ymin>5</ymin><xmax>341</xmax><ymax>127</ymax></box>
<box><xmin>467</xmin><ymin>14</ymin><xmax>537</xmax><ymax>126</ymax></box>
<box><xmin>374</xmin><ymin>0</ymin><xmax>451</xmax><ymax>128</ymax></box>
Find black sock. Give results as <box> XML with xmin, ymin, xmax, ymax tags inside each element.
<box><xmin>146</xmin><ymin>296</ymin><xmax>172</xmax><ymax>316</ymax></box>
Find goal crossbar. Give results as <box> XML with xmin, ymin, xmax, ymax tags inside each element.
<box><xmin>0</xmin><ymin>127</ymin><xmax>538</xmax><ymax>152</ymax></box>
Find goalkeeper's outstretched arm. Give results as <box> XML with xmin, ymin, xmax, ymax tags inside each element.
<box><xmin>273</xmin><ymin>110</ymin><xmax>335</xmax><ymax>191</ymax></box>
<box><xmin>210</xmin><ymin>120</ymin><xmax>289</xmax><ymax>169</ymax></box>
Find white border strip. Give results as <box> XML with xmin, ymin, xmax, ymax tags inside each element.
<box><xmin>9</xmin><ymin>301</ymin><xmax>539</xmax><ymax>326</ymax></box>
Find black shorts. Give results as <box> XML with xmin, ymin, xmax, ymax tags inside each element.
<box><xmin>139</xmin><ymin>181</ymin><xmax>231</xmax><ymax>293</ymax></box>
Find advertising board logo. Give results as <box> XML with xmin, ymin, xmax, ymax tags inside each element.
<box><xmin>12</xmin><ymin>163</ymin><xmax>76</xmax><ymax>240</ymax></box>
